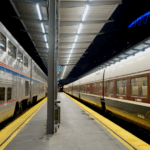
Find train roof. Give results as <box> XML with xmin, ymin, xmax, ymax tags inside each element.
<box><xmin>105</xmin><ymin>47</ymin><xmax>150</xmax><ymax>80</ymax></box>
<box><xmin>0</xmin><ymin>22</ymin><xmax>47</xmax><ymax>78</ymax></box>
<box><xmin>65</xmin><ymin>46</ymin><xmax>150</xmax><ymax>86</ymax></box>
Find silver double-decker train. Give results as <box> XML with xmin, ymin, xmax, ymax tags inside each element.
<box><xmin>0</xmin><ymin>22</ymin><xmax>47</xmax><ymax>123</ymax></box>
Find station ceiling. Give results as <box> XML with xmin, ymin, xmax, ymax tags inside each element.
<box><xmin>2</xmin><ymin>0</ymin><xmax>150</xmax><ymax>85</ymax></box>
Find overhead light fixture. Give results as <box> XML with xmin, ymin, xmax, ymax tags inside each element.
<box><xmin>44</xmin><ymin>35</ymin><xmax>47</xmax><ymax>42</ymax></box>
<box><xmin>0</xmin><ymin>44</ymin><xmax>4</xmax><ymax>47</ymax></box>
<box><xmin>61</xmin><ymin>4</ymin><xmax>90</xmax><ymax>79</ymax></box>
<box><xmin>46</xmin><ymin>43</ymin><xmax>49</xmax><ymax>48</ymax></box>
<box><xmin>72</xmin><ymin>43</ymin><xmax>75</xmax><ymax>49</ymax></box>
<box><xmin>82</xmin><ymin>5</ymin><xmax>89</xmax><ymax>21</ymax></box>
<box><xmin>77</xmin><ymin>23</ymin><xmax>82</xmax><ymax>34</ymax></box>
<box><xmin>74</xmin><ymin>35</ymin><xmax>78</xmax><ymax>43</ymax></box>
<box><xmin>36</xmin><ymin>4</ymin><xmax>42</xmax><ymax>20</ymax></box>
<box><xmin>41</xmin><ymin>23</ymin><xmax>45</xmax><ymax>33</ymax></box>
<box><xmin>61</xmin><ymin>66</ymin><xmax>67</xmax><ymax>79</ymax></box>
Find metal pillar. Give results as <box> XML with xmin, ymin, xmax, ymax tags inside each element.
<box><xmin>47</xmin><ymin>0</ymin><xmax>56</xmax><ymax>134</ymax></box>
<box><xmin>54</xmin><ymin>53</ymin><xmax>57</xmax><ymax>100</ymax></box>
<box><xmin>55</xmin><ymin>4</ymin><xmax>58</xmax><ymax>100</ymax></box>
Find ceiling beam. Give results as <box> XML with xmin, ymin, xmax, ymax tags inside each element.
<box><xmin>36</xmin><ymin>47</ymin><xmax>49</xmax><ymax>50</ymax></box>
<box><xmin>32</xmin><ymin>40</ymin><xmax>48</xmax><ymax>43</ymax></box>
<box><xmin>21</xmin><ymin>30</ymin><xmax>101</xmax><ymax>37</ymax></box>
<box><xmin>60</xmin><ymin>20</ymin><xmax>113</xmax><ymax>26</ymax></box>
<box><xmin>39</xmin><ymin>54</ymin><xmax>48</xmax><ymax>56</ymax></box>
<box><xmin>58</xmin><ymin>57</ymin><xmax>80</xmax><ymax>60</ymax></box>
<box><xmin>59</xmin><ymin>64</ymin><xmax>76</xmax><ymax>66</ymax></box>
<box><xmin>143</xmin><ymin>42</ymin><xmax>150</xmax><ymax>46</ymax></box>
<box><xmin>15</xmin><ymin>0</ymin><xmax>48</xmax><ymax>7</ymax></box>
<box><xmin>37</xmin><ymin>50</ymin><xmax>49</xmax><ymax>53</ymax></box>
<box><xmin>59</xmin><ymin>33</ymin><xmax>103</xmax><ymax>37</ymax></box>
<box><xmin>60</xmin><ymin>1</ymin><xmax>122</xmax><ymax>8</ymax></box>
<box><xmin>12</xmin><ymin>16</ymin><xmax>49</xmax><ymax>25</ymax></box>
<box><xmin>59</xmin><ymin>42</ymin><xmax>91</xmax><ymax>45</ymax></box>
<box><xmin>59</xmin><ymin>48</ymin><xmax>85</xmax><ymax>50</ymax></box>
<box><xmin>38</xmin><ymin>52</ymin><xmax>48</xmax><ymax>54</ymax></box>
<box><xmin>21</xmin><ymin>29</ymin><xmax>48</xmax><ymax>35</ymax></box>
<box><xmin>13</xmin><ymin>17</ymin><xmax>113</xmax><ymax>26</ymax></box>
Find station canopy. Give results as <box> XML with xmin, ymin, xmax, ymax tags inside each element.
<box><xmin>10</xmin><ymin>0</ymin><xmax>122</xmax><ymax>79</ymax></box>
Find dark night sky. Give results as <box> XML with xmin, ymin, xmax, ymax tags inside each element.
<box><xmin>0</xmin><ymin>1</ymin><xmax>150</xmax><ymax>85</ymax></box>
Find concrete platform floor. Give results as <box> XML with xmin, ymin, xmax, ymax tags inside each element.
<box><xmin>4</xmin><ymin>93</ymin><xmax>129</xmax><ymax>150</ymax></box>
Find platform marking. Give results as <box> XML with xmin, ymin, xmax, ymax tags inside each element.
<box><xmin>64</xmin><ymin>93</ymin><xmax>150</xmax><ymax>150</ymax></box>
<box><xmin>0</xmin><ymin>98</ymin><xmax>47</xmax><ymax>150</ymax></box>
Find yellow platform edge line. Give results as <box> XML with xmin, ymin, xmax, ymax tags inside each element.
<box><xmin>64</xmin><ymin>93</ymin><xmax>150</xmax><ymax>150</ymax></box>
<box><xmin>0</xmin><ymin>98</ymin><xmax>47</xmax><ymax>150</ymax></box>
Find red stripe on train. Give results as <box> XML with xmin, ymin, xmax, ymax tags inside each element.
<box><xmin>0</xmin><ymin>62</ymin><xmax>30</xmax><ymax>77</ymax></box>
<box><xmin>0</xmin><ymin>99</ymin><xmax>19</xmax><ymax>106</ymax></box>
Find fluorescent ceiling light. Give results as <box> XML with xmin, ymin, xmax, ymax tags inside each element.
<box><xmin>72</xmin><ymin>43</ymin><xmax>75</xmax><ymax>49</ymax></box>
<box><xmin>70</xmin><ymin>48</ymin><xmax>73</xmax><ymax>54</ymax></box>
<box><xmin>41</xmin><ymin>23</ymin><xmax>45</xmax><ymax>33</ymax></box>
<box><xmin>82</xmin><ymin>5</ymin><xmax>89</xmax><ymax>21</ymax></box>
<box><xmin>61</xmin><ymin>5</ymin><xmax>90</xmax><ymax>79</ymax></box>
<box><xmin>36</xmin><ymin>4</ymin><xmax>42</xmax><ymax>20</ymax></box>
<box><xmin>74</xmin><ymin>35</ymin><xmax>78</xmax><ymax>43</ymax></box>
<box><xmin>77</xmin><ymin>23</ymin><xmax>82</xmax><ymax>34</ymax></box>
<box><xmin>0</xmin><ymin>44</ymin><xmax>4</xmax><ymax>47</ymax></box>
<box><xmin>44</xmin><ymin>35</ymin><xmax>47</xmax><ymax>42</ymax></box>
<box><xmin>46</xmin><ymin>43</ymin><xmax>49</xmax><ymax>48</ymax></box>
<box><xmin>61</xmin><ymin>66</ymin><xmax>67</xmax><ymax>79</ymax></box>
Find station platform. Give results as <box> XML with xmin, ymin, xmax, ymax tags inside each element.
<box><xmin>2</xmin><ymin>93</ymin><xmax>150</xmax><ymax>150</ymax></box>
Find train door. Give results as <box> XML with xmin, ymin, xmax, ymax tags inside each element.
<box><xmin>0</xmin><ymin>84</ymin><xmax>14</xmax><ymax>123</ymax></box>
<box><xmin>0</xmin><ymin>85</ymin><xmax>6</xmax><ymax>123</ymax></box>
<box><xmin>5</xmin><ymin>85</ymin><xmax>15</xmax><ymax>118</ymax></box>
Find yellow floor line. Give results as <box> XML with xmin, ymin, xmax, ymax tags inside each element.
<box><xmin>0</xmin><ymin>98</ymin><xmax>47</xmax><ymax>150</ymax></box>
<box><xmin>64</xmin><ymin>93</ymin><xmax>150</xmax><ymax>150</ymax></box>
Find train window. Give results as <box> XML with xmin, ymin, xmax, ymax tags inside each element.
<box><xmin>80</xmin><ymin>85</ymin><xmax>84</xmax><ymax>92</ymax></box>
<box><xmin>8</xmin><ymin>41</ymin><xmax>16</xmax><ymax>59</ymax></box>
<box><xmin>24</xmin><ymin>56</ymin><xmax>28</xmax><ymax>67</ymax></box>
<box><xmin>0</xmin><ymin>87</ymin><xmax>5</xmax><ymax>103</ymax></box>
<box><xmin>7</xmin><ymin>88</ymin><xmax>12</xmax><ymax>101</ymax></box>
<box><xmin>96</xmin><ymin>83</ymin><xmax>99</xmax><ymax>93</ymax></box>
<box><xmin>131</xmin><ymin>76</ymin><xmax>147</xmax><ymax>97</ymax></box>
<box><xmin>34</xmin><ymin>66</ymin><xmax>37</xmax><ymax>73</ymax></box>
<box><xmin>80</xmin><ymin>85</ymin><xmax>82</xmax><ymax>91</ymax></box>
<box><xmin>87</xmin><ymin>85</ymin><xmax>90</xmax><ymax>93</ymax></box>
<box><xmin>75</xmin><ymin>86</ymin><xmax>77</xmax><ymax>91</ymax></box>
<box><xmin>25</xmin><ymin>81</ymin><xmax>29</xmax><ymax>96</ymax></box>
<box><xmin>116</xmin><ymin>79</ymin><xmax>126</xmax><ymax>95</ymax></box>
<box><xmin>106</xmin><ymin>81</ymin><xmax>113</xmax><ymax>94</ymax></box>
<box><xmin>0</xmin><ymin>33</ymin><xmax>6</xmax><ymax>51</ymax></box>
<box><xmin>100</xmin><ymin>82</ymin><xmax>103</xmax><ymax>94</ymax></box>
<box><xmin>17</xmin><ymin>50</ymin><xmax>23</xmax><ymax>63</ymax></box>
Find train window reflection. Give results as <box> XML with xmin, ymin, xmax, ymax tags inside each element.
<box><xmin>8</xmin><ymin>41</ymin><xmax>16</xmax><ymax>59</ymax></box>
<box><xmin>116</xmin><ymin>79</ymin><xmax>126</xmax><ymax>95</ymax></box>
<box><xmin>7</xmin><ymin>88</ymin><xmax>12</xmax><ymax>101</ymax></box>
<box><xmin>86</xmin><ymin>85</ymin><xmax>90</xmax><ymax>93</ymax></box>
<box><xmin>0</xmin><ymin>33</ymin><xmax>6</xmax><ymax>51</ymax></box>
<box><xmin>0</xmin><ymin>87</ymin><xmax>5</xmax><ymax>103</ymax></box>
<box><xmin>24</xmin><ymin>56</ymin><xmax>28</xmax><ymax>67</ymax></box>
<box><xmin>80</xmin><ymin>85</ymin><xmax>84</xmax><ymax>92</ymax></box>
<box><xmin>131</xmin><ymin>76</ymin><xmax>147</xmax><ymax>97</ymax></box>
<box><xmin>25</xmin><ymin>81</ymin><xmax>29</xmax><ymax>96</ymax></box>
<box><xmin>17</xmin><ymin>50</ymin><xmax>23</xmax><ymax>63</ymax></box>
<box><xmin>106</xmin><ymin>81</ymin><xmax>113</xmax><ymax>94</ymax></box>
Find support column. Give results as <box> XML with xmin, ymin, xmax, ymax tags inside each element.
<box><xmin>47</xmin><ymin>0</ymin><xmax>56</xmax><ymax>134</ymax></box>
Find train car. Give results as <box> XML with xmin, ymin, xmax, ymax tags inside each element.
<box><xmin>0</xmin><ymin>22</ymin><xmax>47</xmax><ymax>123</ymax></box>
<box><xmin>64</xmin><ymin>48</ymin><xmax>150</xmax><ymax>131</ymax></box>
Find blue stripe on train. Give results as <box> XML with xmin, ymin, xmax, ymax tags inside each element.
<box><xmin>0</xmin><ymin>65</ymin><xmax>45</xmax><ymax>85</ymax></box>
